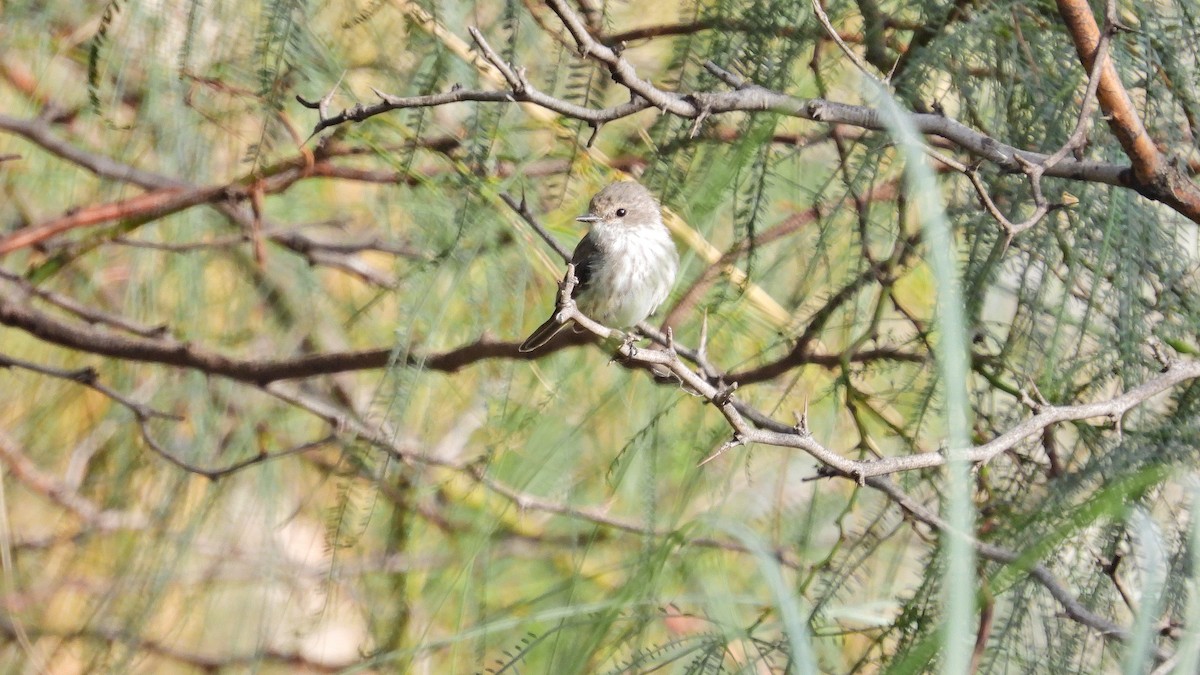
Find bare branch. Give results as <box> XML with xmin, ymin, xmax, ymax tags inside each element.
<box><xmin>865</xmin><ymin>476</ymin><xmax>1153</xmax><ymax>649</ymax></box>
<box><xmin>295</xmin><ymin>60</ymin><xmax>1149</xmax><ymax>218</ymax></box>
<box><xmin>543</xmin><ymin>0</ymin><xmax>692</xmax><ymax>114</ymax></box>
<box><xmin>810</xmin><ymin>0</ymin><xmax>888</xmax><ymax>85</ymax></box>
<box><xmin>0</xmin><ymin>268</ymin><xmax>169</xmax><ymax>338</ymax></box>
<box><xmin>499</xmin><ymin>191</ymin><xmax>572</xmax><ymax>261</ymax></box>
<box><xmin>0</xmin><ymin>350</ymin><xmax>177</xmax><ymax>422</ymax></box>
<box><xmin>298</xmin><ymin>78</ymin><xmax>653</xmax><ymax>135</ymax></box>
<box><xmin>0</xmin><ymin>432</ymin><xmax>148</xmax><ymax>531</ymax></box>
<box><xmin>0</xmin><ymin>114</ymin><xmax>422</xmax><ymax>275</ymax></box>
<box><xmin>139</xmin><ymin>430</ymin><xmax>337</xmax><ymax>481</ymax></box>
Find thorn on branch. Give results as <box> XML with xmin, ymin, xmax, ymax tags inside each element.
<box><xmin>585</xmin><ymin>122</ymin><xmax>602</xmax><ymax>148</ymax></box>
<box><xmin>298</xmin><ymin>72</ymin><xmax>347</xmax><ymax>137</ymax></box>
<box><xmin>558</xmin><ymin>263</ymin><xmax>580</xmax><ymax>306</ymax></box>
<box><xmin>1108</xmin><ymin>19</ymin><xmax>1138</xmax><ymax>34</ymax></box>
<box><xmin>806</xmin><ymin>464</ymin><xmax>861</xmax><ymax>484</ymax></box>
<box><xmin>792</xmin><ymin>400</ymin><xmax>812</xmax><ymax>438</ymax></box>
<box><xmin>1020</xmin><ymin>378</ymin><xmax>1050</xmax><ymax>411</ymax></box>
<box><xmin>698</xmin><ymin>432</ymin><xmax>745</xmax><ymax>466</ymax></box>
<box><xmin>68</xmin><ymin>366</ymin><xmax>99</xmax><ymax>385</ymax></box>
<box><xmin>687</xmin><ymin>94</ymin><xmax>713</xmax><ymax>139</ymax></box>
<box><xmin>712</xmin><ymin>380</ymin><xmax>739</xmax><ymax>406</ymax></box>
<box><xmin>1148</xmin><ymin>336</ymin><xmax>1174</xmax><ymax>372</ymax></box>
<box><xmin>804</xmin><ymin>466</ymin><xmax>836</xmax><ymax>482</ymax></box>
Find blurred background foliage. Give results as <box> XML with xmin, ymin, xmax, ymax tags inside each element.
<box><xmin>2</xmin><ymin>0</ymin><xmax>1200</xmax><ymax>672</ymax></box>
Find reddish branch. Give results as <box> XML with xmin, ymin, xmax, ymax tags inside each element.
<box><xmin>0</xmin><ymin>156</ymin><xmax>394</xmax><ymax>256</ymax></box>
<box><xmin>0</xmin><ymin>434</ymin><xmax>147</xmax><ymax>531</ymax></box>
<box><xmin>0</xmin><ymin>114</ymin><xmax>418</xmax><ymax>268</ymax></box>
<box><xmin>1056</xmin><ymin>0</ymin><xmax>1200</xmax><ymax>219</ymax></box>
<box><xmin>0</xmin><ymin>185</ymin><xmax>229</xmax><ymax>254</ymax></box>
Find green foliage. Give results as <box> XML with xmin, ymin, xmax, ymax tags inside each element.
<box><xmin>87</xmin><ymin>0</ymin><xmax>126</xmax><ymax>115</ymax></box>
<box><xmin>3</xmin><ymin>0</ymin><xmax>1200</xmax><ymax>672</ymax></box>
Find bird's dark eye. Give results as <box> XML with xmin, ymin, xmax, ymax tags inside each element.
<box><xmin>616</xmin><ymin>208</ymin><xmax>627</xmax><ymax>217</ymax></box>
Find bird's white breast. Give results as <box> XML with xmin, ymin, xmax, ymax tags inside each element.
<box><xmin>576</xmin><ymin>224</ymin><xmax>678</xmax><ymax>328</ymax></box>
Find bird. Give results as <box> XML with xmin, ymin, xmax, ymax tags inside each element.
<box><xmin>519</xmin><ymin>180</ymin><xmax>679</xmax><ymax>353</ymax></box>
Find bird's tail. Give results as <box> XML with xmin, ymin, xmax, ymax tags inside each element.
<box><xmin>518</xmin><ymin>316</ymin><xmax>571</xmax><ymax>352</ymax></box>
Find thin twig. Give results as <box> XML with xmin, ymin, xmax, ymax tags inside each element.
<box><xmin>499</xmin><ymin>191</ymin><xmax>572</xmax><ymax>261</ymax></box>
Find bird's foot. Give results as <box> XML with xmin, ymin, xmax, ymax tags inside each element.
<box><xmin>621</xmin><ymin>330</ymin><xmax>643</xmax><ymax>357</ymax></box>
<box><xmin>608</xmin><ymin>330</ymin><xmax>643</xmax><ymax>364</ymax></box>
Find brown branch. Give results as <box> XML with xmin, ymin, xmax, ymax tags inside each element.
<box><xmin>662</xmin><ymin>207</ymin><xmax>817</xmax><ymax>327</ymax></box>
<box><xmin>264</xmin><ymin>381</ymin><xmax>804</xmax><ymax>567</ymax></box>
<box><xmin>0</xmin><ymin>184</ymin><xmax>229</xmax><ymax>255</ymax></box>
<box><xmin>865</xmin><ymin>476</ymin><xmax>1153</xmax><ymax>650</ymax></box>
<box><xmin>0</xmin><ymin>433</ymin><xmax>147</xmax><ymax>531</ymax></box>
<box><xmin>0</xmin><ymin>268</ymin><xmax>168</xmax><ymax>338</ymax></box>
<box><xmin>1056</xmin><ymin>0</ymin><xmax>1200</xmax><ymax>219</ymax></box>
<box><xmin>969</xmin><ymin>586</ymin><xmax>995</xmax><ymax>673</ymax></box>
<box><xmin>604</xmin><ymin>18</ymin><xmax>892</xmax><ymax>45</ymax></box>
<box><xmin>299</xmin><ymin>2</ymin><xmax>1200</xmax><ymax>224</ymax></box>
<box><xmin>0</xmin><ymin>287</ymin><xmax>922</xmax><ymax>383</ymax></box>
<box><xmin>0</xmin><ymin>288</ymin><xmax>587</xmax><ymax>382</ymax></box>
<box><xmin>726</xmin><ymin>232</ymin><xmax>921</xmax><ymax>386</ymax></box>
<box><xmin>0</xmin><ymin>113</ymin><xmax>177</xmax><ymax>188</ymax></box>
<box><xmin>0</xmin><ymin>350</ymin><xmax>177</xmax><ymax>422</ymax></box>
<box><xmin>0</xmin><ymin>616</ymin><xmax>344</xmax><ymax>673</ymax></box>
<box><xmin>299</xmin><ymin>52</ymin><xmax>1142</xmax><ymax>213</ymax></box>
<box><xmin>0</xmin><ymin>114</ymin><xmax>421</xmax><ymax>276</ymax></box>
<box><xmin>254</xmin><ymin>271</ymin><xmax>1167</xmax><ymax>653</ymax></box>
<box><xmin>140</xmin><ymin>430</ymin><xmax>337</xmax><ymax>482</ymax></box>
<box><xmin>499</xmin><ymin>191</ymin><xmax>573</xmax><ymax>261</ymax></box>
<box><xmin>0</xmin><ymin>295</ymin><xmax>380</xmax><ymax>383</ymax></box>
<box><xmin>0</xmin><ymin>153</ymin><xmax>407</xmax><ymax>260</ymax></box>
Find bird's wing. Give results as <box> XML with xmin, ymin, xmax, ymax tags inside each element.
<box><xmin>568</xmin><ymin>230</ymin><xmax>601</xmax><ymax>299</ymax></box>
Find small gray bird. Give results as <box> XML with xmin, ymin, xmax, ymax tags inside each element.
<box><xmin>519</xmin><ymin>181</ymin><xmax>679</xmax><ymax>352</ymax></box>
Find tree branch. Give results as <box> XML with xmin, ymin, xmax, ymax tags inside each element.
<box><xmin>1056</xmin><ymin>0</ymin><xmax>1200</xmax><ymax>219</ymax></box>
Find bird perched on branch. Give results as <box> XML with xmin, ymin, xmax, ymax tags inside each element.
<box><xmin>519</xmin><ymin>181</ymin><xmax>679</xmax><ymax>352</ymax></box>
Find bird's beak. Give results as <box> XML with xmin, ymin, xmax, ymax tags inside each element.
<box><xmin>575</xmin><ymin>214</ymin><xmax>600</xmax><ymax>223</ymax></box>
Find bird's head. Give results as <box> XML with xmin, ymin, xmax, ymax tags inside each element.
<box><xmin>576</xmin><ymin>181</ymin><xmax>661</xmax><ymax>229</ymax></box>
